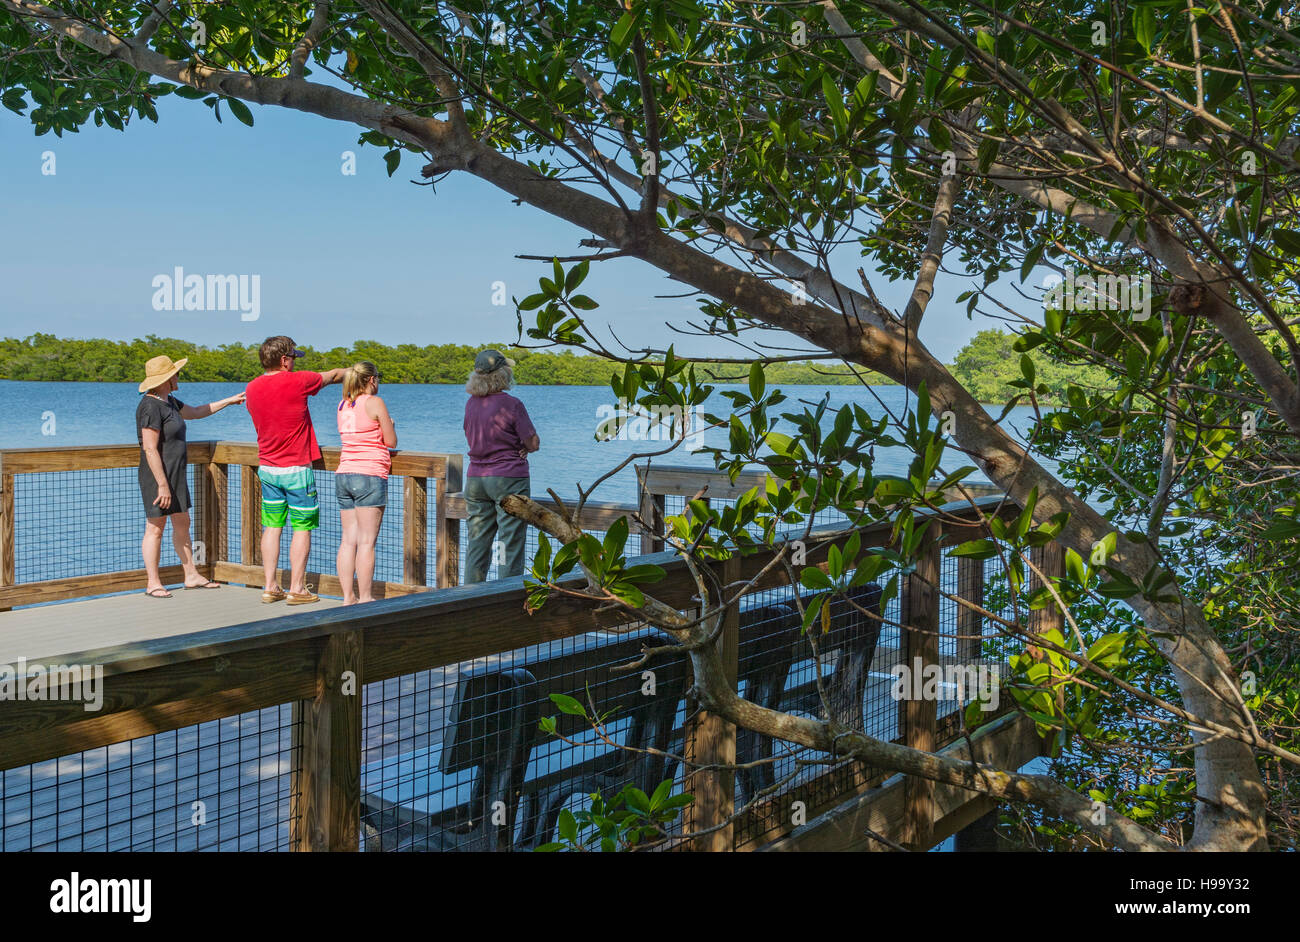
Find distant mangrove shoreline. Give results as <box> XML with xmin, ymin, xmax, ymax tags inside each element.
<box><xmin>0</xmin><ymin>331</ymin><xmax>1103</xmax><ymax>402</ymax></box>
<box><xmin>0</xmin><ymin>333</ymin><xmax>891</xmax><ymax>387</ymax></box>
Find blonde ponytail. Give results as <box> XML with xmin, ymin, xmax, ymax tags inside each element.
<box><xmin>343</xmin><ymin>361</ymin><xmax>379</xmax><ymax>401</ymax></box>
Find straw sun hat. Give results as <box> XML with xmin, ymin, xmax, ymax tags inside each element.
<box><xmin>138</xmin><ymin>355</ymin><xmax>188</xmax><ymax>393</ymax></box>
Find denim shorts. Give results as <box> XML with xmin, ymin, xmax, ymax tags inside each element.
<box><xmin>335</xmin><ymin>473</ymin><xmax>388</xmax><ymax>509</ymax></box>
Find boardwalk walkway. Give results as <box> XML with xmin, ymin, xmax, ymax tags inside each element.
<box><xmin>0</xmin><ymin>588</ymin><xmax>342</xmax><ymax>665</ymax></box>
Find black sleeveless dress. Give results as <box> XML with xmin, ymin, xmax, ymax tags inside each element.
<box><xmin>136</xmin><ymin>394</ymin><xmax>191</xmax><ymax>518</ymax></box>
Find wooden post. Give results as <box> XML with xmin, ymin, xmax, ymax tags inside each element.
<box><xmin>901</xmin><ymin>525</ymin><xmax>941</xmax><ymax>850</ymax></box>
<box><xmin>240</xmin><ymin>463</ymin><xmax>261</xmax><ymax>571</ymax></box>
<box><xmin>956</xmin><ymin>556</ymin><xmax>985</xmax><ymax>665</ymax></box>
<box><xmin>0</xmin><ymin>465</ymin><xmax>14</xmax><ymax>613</ymax></box>
<box><xmin>686</xmin><ymin>554</ymin><xmax>739</xmax><ymax>851</ymax></box>
<box><xmin>206</xmin><ymin>459</ymin><xmax>230</xmax><ymax>569</ymax></box>
<box><xmin>403</xmin><ymin>475</ymin><xmax>428</xmax><ymax>587</ymax></box>
<box><xmin>292</xmin><ymin>630</ymin><xmax>363</xmax><ymax>851</ymax></box>
<box><xmin>199</xmin><ymin>461</ymin><xmax>227</xmax><ymax>580</ymax></box>
<box><xmin>436</xmin><ymin>455</ymin><xmax>462</xmax><ymax>589</ymax></box>
<box><xmin>636</xmin><ymin>466</ymin><xmax>665</xmax><ymax>556</ymax></box>
<box><xmin>1027</xmin><ymin>542</ymin><xmax>1065</xmax><ymax>660</ymax></box>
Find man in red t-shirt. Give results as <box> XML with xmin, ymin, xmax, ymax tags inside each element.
<box><xmin>244</xmin><ymin>336</ymin><xmax>345</xmax><ymax>605</ymax></box>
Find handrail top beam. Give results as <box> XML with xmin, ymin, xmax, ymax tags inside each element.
<box><xmin>0</xmin><ymin>440</ymin><xmax>461</xmax><ymax>476</ymax></box>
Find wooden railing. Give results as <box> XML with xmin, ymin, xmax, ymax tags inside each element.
<box><xmin>0</xmin><ymin>445</ymin><xmax>1052</xmax><ymax>851</ymax></box>
<box><xmin>0</xmin><ymin>441</ymin><xmax>462</xmax><ymax>609</ymax></box>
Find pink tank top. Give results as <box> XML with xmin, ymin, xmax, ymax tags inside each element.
<box><xmin>337</xmin><ymin>394</ymin><xmax>391</xmax><ymax>478</ymax></box>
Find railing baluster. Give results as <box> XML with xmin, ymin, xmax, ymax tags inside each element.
<box><xmin>636</xmin><ymin>466</ymin><xmax>665</xmax><ymax>556</ymax></box>
<box><xmin>292</xmin><ymin>630</ymin><xmax>363</xmax><ymax>851</ymax></box>
<box><xmin>901</xmin><ymin>524</ymin><xmax>941</xmax><ymax>849</ymax></box>
<box><xmin>0</xmin><ymin>463</ymin><xmax>13</xmax><ymax>613</ymax></box>
<box><xmin>403</xmin><ymin>474</ymin><xmax>428</xmax><ymax>587</ymax></box>
<box><xmin>200</xmin><ymin>458</ymin><xmax>228</xmax><ymax>580</ymax></box>
<box><xmin>436</xmin><ymin>455</ymin><xmax>461</xmax><ymax>588</ymax></box>
<box><xmin>240</xmin><ymin>463</ymin><xmax>261</xmax><ymax>570</ymax></box>
<box><xmin>956</xmin><ymin>555</ymin><xmax>985</xmax><ymax>665</ymax></box>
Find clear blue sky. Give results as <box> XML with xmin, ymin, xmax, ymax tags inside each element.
<box><xmin>0</xmin><ymin>94</ymin><xmax>999</xmax><ymax>363</ymax></box>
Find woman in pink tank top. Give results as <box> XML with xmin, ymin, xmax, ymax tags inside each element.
<box><xmin>334</xmin><ymin>361</ymin><xmax>397</xmax><ymax>604</ymax></box>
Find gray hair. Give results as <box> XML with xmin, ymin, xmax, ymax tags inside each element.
<box><xmin>466</xmin><ymin>364</ymin><xmax>514</xmax><ymax>397</ymax></box>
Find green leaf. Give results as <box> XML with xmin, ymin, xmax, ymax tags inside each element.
<box><xmin>550</xmin><ymin>693</ymin><xmax>587</xmax><ymax>716</ymax></box>
<box><xmin>928</xmin><ymin>119</ymin><xmax>952</xmax><ymax>153</ymax></box>
<box><xmin>800</xmin><ymin>567</ymin><xmax>833</xmax><ymax>591</ymax></box>
<box><xmin>1273</xmin><ymin>230</ymin><xmax>1300</xmax><ymax>256</ymax></box>
<box><xmin>622</xmin><ymin>563</ymin><xmax>666</xmax><ymax>583</ymax></box>
<box><xmin>1086</xmin><ymin>632</ymin><xmax>1127</xmax><ymax>667</ymax></box>
<box><xmin>558</xmin><ymin>808</ymin><xmax>578</xmax><ymax>841</ymax></box>
<box><xmin>1259</xmin><ymin>520</ymin><xmax>1300</xmax><ymax>540</ymax></box>
<box><xmin>1097</xmin><ymin>575</ymin><xmax>1140</xmax><ymax>599</ymax></box>
<box><xmin>610</xmin><ymin>11</ymin><xmax>641</xmax><ymax>55</ymax></box>
<box><xmin>1020</xmin><ymin>242</ymin><xmax>1045</xmax><ymax>282</ymax></box>
<box><xmin>1108</xmin><ymin>188</ymin><xmax>1144</xmax><ymax>215</ymax></box>
<box><xmin>1133</xmin><ymin>5</ymin><xmax>1157</xmax><ymax>55</ymax></box>
<box><xmin>384</xmin><ymin>149</ymin><xmax>401</xmax><ymax>177</ymax></box>
<box><xmin>225</xmin><ymin>97</ymin><xmax>254</xmax><ymax>127</ymax></box>
<box><xmin>949</xmin><ymin>539</ymin><xmax>999</xmax><ymax>560</ymax></box>
<box><xmin>565</xmin><ymin>260</ymin><xmax>589</xmax><ymax>293</ymax></box>
<box><xmin>1065</xmin><ymin>548</ymin><xmax>1087</xmax><ymax>584</ymax></box>
<box><xmin>603</xmin><ymin>515</ymin><xmax>630</xmax><ymax>558</ymax></box>
<box><xmin>821</xmin><ymin>73</ymin><xmax>848</xmax><ymax>136</ymax></box>
<box><xmin>800</xmin><ymin>594</ymin><xmax>825</xmax><ymax>632</ymax></box>
<box><xmin>1019</xmin><ymin>354</ymin><xmax>1036</xmax><ymax>385</ymax></box>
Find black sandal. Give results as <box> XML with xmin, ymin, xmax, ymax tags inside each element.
<box><xmin>144</xmin><ymin>587</ymin><xmax>173</xmax><ymax>598</ymax></box>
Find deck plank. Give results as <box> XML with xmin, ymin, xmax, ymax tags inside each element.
<box><xmin>0</xmin><ymin>588</ymin><xmax>342</xmax><ymax>665</ymax></box>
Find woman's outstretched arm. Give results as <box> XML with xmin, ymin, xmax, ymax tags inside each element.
<box><xmin>180</xmin><ymin>392</ymin><xmax>246</xmax><ymax>420</ymax></box>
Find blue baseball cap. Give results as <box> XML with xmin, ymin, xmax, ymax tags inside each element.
<box><xmin>473</xmin><ymin>349</ymin><xmax>515</xmax><ymax>373</ymax></box>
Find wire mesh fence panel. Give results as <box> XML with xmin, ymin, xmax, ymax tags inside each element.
<box><xmin>730</xmin><ymin>571</ymin><xmax>902</xmax><ymax>850</ymax></box>
<box><xmin>228</xmin><ymin>466</ymin><xmax>243</xmax><ymax>568</ymax></box>
<box><xmin>0</xmin><ymin>704</ymin><xmax>300</xmax><ymax>852</ymax></box>
<box><xmin>11</xmin><ymin>466</ymin><xmax>207</xmax><ymax>585</ymax></box>
<box><xmin>358</xmin><ymin>622</ymin><xmax>691</xmax><ymax>851</ymax></box>
<box><xmin>980</xmin><ymin>557</ymin><xmax>1026</xmax><ymax>667</ymax></box>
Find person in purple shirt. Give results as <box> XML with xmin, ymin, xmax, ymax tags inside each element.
<box><xmin>463</xmin><ymin>349</ymin><xmax>541</xmax><ymax>582</ymax></box>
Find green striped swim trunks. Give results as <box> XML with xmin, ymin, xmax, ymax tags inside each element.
<box><xmin>258</xmin><ymin>465</ymin><xmax>319</xmax><ymax>531</ymax></box>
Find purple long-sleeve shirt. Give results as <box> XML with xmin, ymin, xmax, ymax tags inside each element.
<box><xmin>464</xmin><ymin>392</ymin><xmax>537</xmax><ymax>477</ymax></box>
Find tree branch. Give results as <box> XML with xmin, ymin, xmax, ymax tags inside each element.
<box><xmin>289</xmin><ymin>1</ymin><xmax>329</xmax><ymax>81</ymax></box>
<box><xmin>903</xmin><ymin>170</ymin><xmax>958</xmax><ymax>332</ymax></box>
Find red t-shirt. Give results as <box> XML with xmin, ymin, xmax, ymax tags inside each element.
<box><xmin>245</xmin><ymin>370</ymin><xmax>325</xmax><ymax>467</ymax></box>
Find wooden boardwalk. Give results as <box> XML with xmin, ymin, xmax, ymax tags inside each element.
<box><xmin>0</xmin><ymin>447</ymin><xmax>1029</xmax><ymax>851</ymax></box>
<box><xmin>0</xmin><ymin>587</ymin><xmax>342</xmax><ymax>665</ymax></box>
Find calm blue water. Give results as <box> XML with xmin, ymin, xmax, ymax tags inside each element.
<box><xmin>0</xmin><ymin>380</ymin><xmax>1040</xmax><ymax>503</ymax></box>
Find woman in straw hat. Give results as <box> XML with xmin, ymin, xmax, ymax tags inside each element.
<box><xmin>137</xmin><ymin>354</ymin><xmax>245</xmax><ymax>598</ymax></box>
